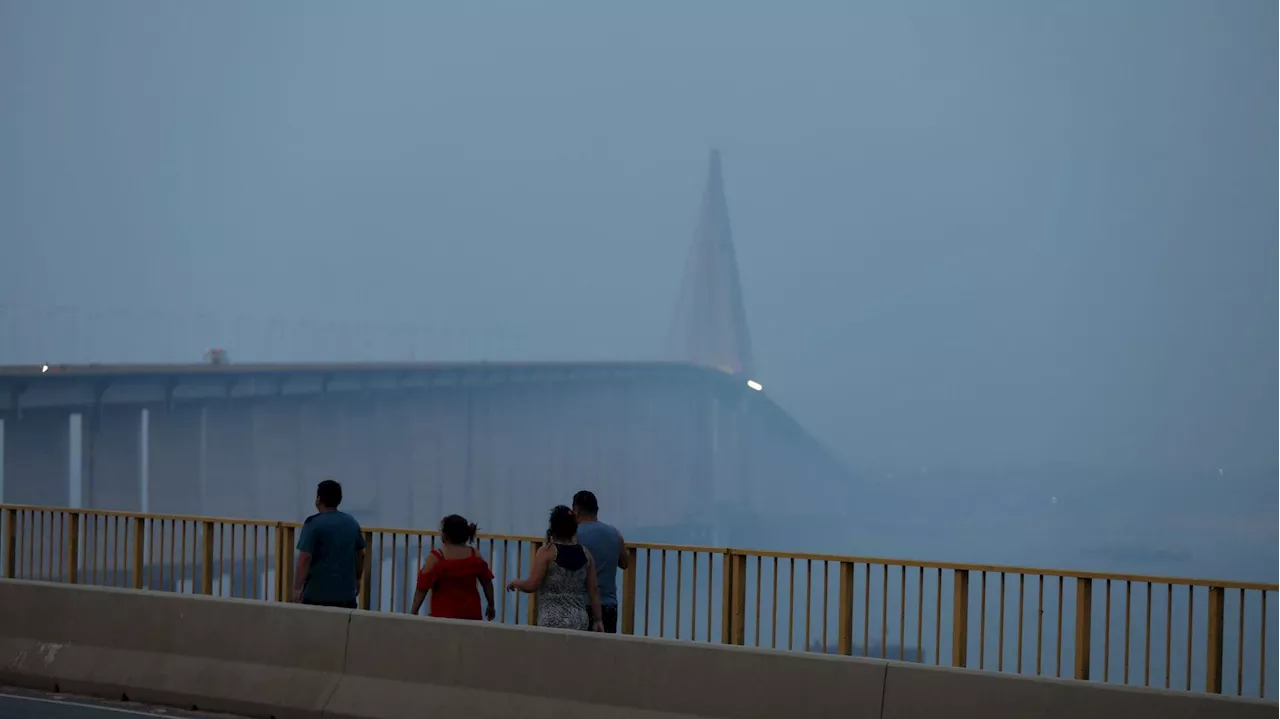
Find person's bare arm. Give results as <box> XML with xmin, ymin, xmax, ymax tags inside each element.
<box><xmin>616</xmin><ymin>531</ymin><xmax>630</xmax><ymax>570</ymax></box>
<box><xmin>292</xmin><ymin>552</ymin><xmax>311</xmax><ymax>602</ymax></box>
<box><xmin>292</xmin><ymin>521</ymin><xmax>317</xmax><ymax>602</ymax></box>
<box><xmin>409</xmin><ymin>553</ymin><xmax>439</xmax><ymax>615</ymax></box>
<box><xmin>351</xmin><ymin>528</ymin><xmax>368</xmax><ymax>606</ymax></box>
<box><xmin>507</xmin><ymin>545</ymin><xmax>552</xmax><ymax>593</ymax></box>
<box><xmin>585</xmin><ymin>549</ymin><xmax>603</xmax><ymax>631</ymax></box>
<box><xmin>481</xmin><ymin>577</ymin><xmax>496</xmax><ymax>620</ymax></box>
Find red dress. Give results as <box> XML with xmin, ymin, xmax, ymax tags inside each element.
<box><xmin>416</xmin><ymin>548</ymin><xmax>494</xmax><ymax>620</ymax></box>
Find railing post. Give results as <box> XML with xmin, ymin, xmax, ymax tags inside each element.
<box><xmin>283</xmin><ymin>525</ymin><xmax>297</xmax><ymax>602</ymax></box>
<box><xmin>730</xmin><ymin>553</ymin><xmax>747</xmax><ymax>645</ymax></box>
<box><xmin>838</xmin><ymin>561</ymin><xmax>855</xmax><ymax>655</ymax></box>
<box><xmin>4</xmin><ymin>508</ymin><xmax>16</xmax><ymax>579</ymax></box>
<box><xmin>357</xmin><ymin>529</ymin><xmax>372</xmax><ymax>610</ymax></box>
<box><xmin>718</xmin><ymin>550</ymin><xmax>746</xmax><ymax>645</ymax></box>
<box><xmin>274</xmin><ymin>524</ymin><xmax>294</xmax><ymax>602</ymax></box>
<box><xmin>200</xmin><ymin>521</ymin><xmax>214</xmax><ymax>595</ymax></box>
<box><xmin>65</xmin><ymin>512</ymin><xmax>80</xmax><ymax>584</ymax></box>
<box><xmin>1074</xmin><ymin>577</ymin><xmax>1093</xmax><ymax>680</ymax></box>
<box><xmin>272</xmin><ymin>524</ymin><xmax>286</xmax><ymax>601</ymax></box>
<box><xmin>132</xmin><ymin>517</ymin><xmax>145</xmax><ymax>589</ymax></box>
<box><xmin>719</xmin><ymin>551</ymin><xmax>732</xmax><ymax>643</ymax></box>
<box><xmin>620</xmin><ymin>546</ymin><xmax>637</xmax><ymax>635</ymax></box>
<box><xmin>281</xmin><ymin>525</ymin><xmax>297</xmax><ymax>603</ymax></box>
<box><xmin>952</xmin><ymin>569</ymin><xmax>969</xmax><ymax>667</ymax></box>
<box><xmin>526</xmin><ymin>541</ymin><xmax>541</xmax><ymax>626</ymax></box>
<box><xmin>1206</xmin><ymin>586</ymin><xmax>1225</xmax><ymax>693</ymax></box>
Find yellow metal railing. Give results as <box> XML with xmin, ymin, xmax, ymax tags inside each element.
<box><xmin>1</xmin><ymin>504</ymin><xmax>1275</xmax><ymax>698</ymax></box>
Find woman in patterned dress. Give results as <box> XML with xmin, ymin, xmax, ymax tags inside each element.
<box><xmin>507</xmin><ymin>505</ymin><xmax>604</xmax><ymax>631</ymax></box>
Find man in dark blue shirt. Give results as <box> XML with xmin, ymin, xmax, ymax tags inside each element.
<box><xmin>292</xmin><ymin>479</ymin><xmax>366</xmax><ymax>608</ymax></box>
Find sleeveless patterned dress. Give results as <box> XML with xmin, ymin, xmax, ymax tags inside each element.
<box><xmin>536</xmin><ymin>543</ymin><xmax>590</xmax><ymax>630</ymax></box>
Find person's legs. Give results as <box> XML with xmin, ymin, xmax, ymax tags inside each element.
<box><xmin>601</xmin><ymin>604</ymin><xmax>618</xmax><ymax>634</ymax></box>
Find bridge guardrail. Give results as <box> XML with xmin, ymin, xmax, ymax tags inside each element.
<box><xmin>1</xmin><ymin>503</ymin><xmax>1274</xmax><ymax>698</ymax></box>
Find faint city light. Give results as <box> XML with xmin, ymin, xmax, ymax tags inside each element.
<box><xmin>41</xmin><ymin>364</ymin><xmax>48</xmax><ymax>373</ymax></box>
<box><xmin>746</xmin><ymin>379</ymin><xmax>763</xmax><ymax>391</ymax></box>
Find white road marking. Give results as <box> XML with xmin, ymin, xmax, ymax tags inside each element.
<box><xmin>0</xmin><ymin>692</ymin><xmax>186</xmax><ymax>717</ymax></box>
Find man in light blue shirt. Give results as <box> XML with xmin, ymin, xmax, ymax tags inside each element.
<box><xmin>572</xmin><ymin>490</ymin><xmax>628</xmax><ymax>633</ymax></box>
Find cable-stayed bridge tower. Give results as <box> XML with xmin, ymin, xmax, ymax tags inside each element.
<box><xmin>669</xmin><ymin>149</ymin><xmax>756</xmax><ymax>378</ymax></box>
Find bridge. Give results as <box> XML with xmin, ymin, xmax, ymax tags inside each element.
<box><xmin>0</xmin><ymin>153</ymin><xmax>1273</xmax><ymax>715</ymax></box>
<box><xmin>0</xmin><ymin>359</ymin><xmax>851</xmax><ymax>549</ymax></box>
<box><xmin>0</xmin><ymin>152</ymin><xmax>850</xmax><ymax>548</ymax></box>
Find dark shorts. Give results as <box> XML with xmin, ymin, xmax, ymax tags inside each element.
<box><xmin>304</xmin><ymin>598</ymin><xmax>357</xmax><ymax>609</ymax></box>
<box><xmin>589</xmin><ymin>604</ymin><xmax>619</xmax><ymax>633</ymax></box>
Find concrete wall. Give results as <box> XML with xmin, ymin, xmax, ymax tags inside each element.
<box><xmin>0</xmin><ymin>580</ymin><xmax>1270</xmax><ymax>719</ymax></box>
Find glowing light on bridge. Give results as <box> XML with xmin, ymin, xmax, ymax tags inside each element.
<box><xmin>746</xmin><ymin>379</ymin><xmax>763</xmax><ymax>391</ymax></box>
<box><xmin>41</xmin><ymin>364</ymin><xmax>48</xmax><ymax>373</ymax></box>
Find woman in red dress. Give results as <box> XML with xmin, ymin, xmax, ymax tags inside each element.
<box><xmin>409</xmin><ymin>515</ymin><xmax>496</xmax><ymax>621</ymax></box>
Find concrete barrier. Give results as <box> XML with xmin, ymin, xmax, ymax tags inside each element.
<box><xmin>0</xmin><ymin>580</ymin><xmax>349</xmax><ymax>719</ymax></box>
<box><xmin>881</xmin><ymin>662</ymin><xmax>1273</xmax><ymax>719</ymax></box>
<box><xmin>328</xmin><ymin>610</ymin><xmax>887</xmax><ymax>719</ymax></box>
<box><xmin>0</xmin><ymin>580</ymin><xmax>1273</xmax><ymax>719</ymax></box>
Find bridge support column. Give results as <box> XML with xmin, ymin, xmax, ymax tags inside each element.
<box><xmin>371</xmin><ymin>396</ymin><xmax>411</xmax><ymax>530</ymax></box>
<box><xmin>250</xmin><ymin>400</ymin><xmax>303</xmax><ymax>523</ymax></box>
<box><xmin>84</xmin><ymin>406</ymin><xmax>143</xmax><ymax>511</ymax></box>
<box><xmin>297</xmin><ymin>397</ymin><xmax>340</xmax><ymax>518</ymax></box>
<box><xmin>148</xmin><ymin>405</ymin><xmax>203</xmax><ymax>515</ymax></box>
<box><xmin>405</xmin><ymin>394</ymin><xmax>440</xmax><ymax>531</ymax></box>
<box><xmin>1</xmin><ymin>408</ymin><xmax>71</xmax><ymax>507</ymax></box>
<box><xmin>203</xmin><ymin>403</ymin><xmax>257</xmax><ymax>519</ymax></box>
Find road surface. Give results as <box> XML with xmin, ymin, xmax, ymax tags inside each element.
<box><xmin>0</xmin><ymin>689</ymin><xmax>242</xmax><ymax>719</ymax></box>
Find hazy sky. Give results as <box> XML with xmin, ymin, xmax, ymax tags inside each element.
<box><xmin>1</xmin><ymin>0</ymin><xmax>1275</xmax><ymax>473</ymax></box>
